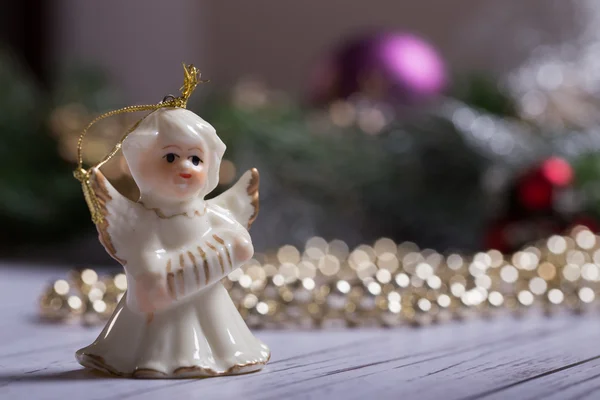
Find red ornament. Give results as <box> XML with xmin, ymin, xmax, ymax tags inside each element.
<box><xmin>517</xmin><ymin>157</ymin><xmax>573</xmax><ymax>211</ymax></box>
<box><xmin>541</xmin><ymin>157</ymin><xmax>573</xmax><ymax>187</ymax></box>
<box><xmin>518</xmin><ymin>172</ymin><xmax>554</xmax><ymax>210</ymax></box>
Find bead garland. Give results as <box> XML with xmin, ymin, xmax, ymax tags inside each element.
<box><xmin>40</xmin><ymin>226</ymin><xmax>600</xmax><ymax>328</ymax></box>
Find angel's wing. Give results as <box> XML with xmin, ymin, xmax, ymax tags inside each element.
<box><xmin>89</xmin><ymin>168</ymin><xmax>145</xmax><ymax>265</ymax></box>
<box><xmin>207</xmin><ymin>168</ymin><xmax>259</xmax><ymax>228</ymax></box>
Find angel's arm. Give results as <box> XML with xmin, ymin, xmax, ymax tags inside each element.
<box><xmin>133</xmin><ymin>208</ymin><xmax>254</xmax><ymax>313</ymax></box>
<box><xmin>163</xmin><ymin>229</ymin><xmax>252</xmax><ymax>302</ymax></box>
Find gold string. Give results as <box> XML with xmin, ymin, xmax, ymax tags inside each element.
<box><xmin>73</xmin><ymin>64</ymin><xmax>206</xmax><ymax>224</ymax></box>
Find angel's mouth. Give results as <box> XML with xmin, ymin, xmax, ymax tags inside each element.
<box><xmin>179</xmin><ymin>173</ymin><xmax>192</xmax><ymax>179</ymax></box>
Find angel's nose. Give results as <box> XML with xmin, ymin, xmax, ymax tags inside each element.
<box><xmin>179</xmin><ymin>173</ymin><xmax>192</xmax><ymax>179</ymax></box>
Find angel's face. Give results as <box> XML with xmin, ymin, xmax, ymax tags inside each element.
<box><xmin>136</xmin><ymin>136</ymin><xmax>208</xmax><ymax>201</ymax></box>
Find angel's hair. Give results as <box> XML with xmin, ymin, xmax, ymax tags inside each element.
<box><xmin>122</xmin><ymin>108</ymin><xmax>226</xmax><ymax>196</ymax></box>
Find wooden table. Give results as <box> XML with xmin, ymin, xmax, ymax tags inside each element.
<box><xmin>2</xmin><ymin>265</ymin><xmax>600</xmax><ymax>400</ymax></box>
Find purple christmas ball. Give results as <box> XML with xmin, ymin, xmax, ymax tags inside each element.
<box><xmin>310</xmin><ymin>32</ymin><xmax>447</xmax><ymax>105</ymax></box>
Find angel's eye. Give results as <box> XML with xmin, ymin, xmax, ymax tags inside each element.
<box><xmin>163</xmin><ymin>153</ymin><xmax>179</xmax><ymax>163</ymax></box>
<box><xmin>189</xmin><ymin>155</ymin><xmax>202</xmax><ymax>166</ymax></box>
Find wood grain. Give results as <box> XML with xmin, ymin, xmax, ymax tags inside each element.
<box><xmin>2</xmin><ymin>264</ymin><xmax>600</xmax><ymax>400</ymax></box>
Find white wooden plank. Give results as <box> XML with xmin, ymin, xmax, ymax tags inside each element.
<box><xmin>240</xmin><ymin>317</ymin><xmax>590</xmax><ymax>400</ymax></box>
<box><xmin>479</xmin><ymin>358</ymin><xmax>600</xmax><ymax>400</ymax></box>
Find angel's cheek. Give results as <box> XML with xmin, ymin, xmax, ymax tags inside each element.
<box><xmin>146</xmin><ymin>160</ymin><xmax>176</xmax><ymax>193</ymax></box>
<box><xmin>160</xmin><ymin>164</ymin><xmax>177</xmax><ymax>190</ymax></box>
<box><xmin>134</xmin><ymin>155</ymin><xmax>166</xmax><ymax>193</ymax></box>
<box><xmin>191</xmin><ymin>168</ymin><xmax>207</xmax><ymax>191</ymax></box>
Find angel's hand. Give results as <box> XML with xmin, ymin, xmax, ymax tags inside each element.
<box><xmin>210</xmin><ymin>230</ymin><xmax>254</xmax><ymax>266</ymax></box>
<box><xmin>133</xmin><ymin>271</ymin><xmax>172</xmax><ymax>313</ymax></box>
<box><xmin>230</xmin><ymin>231</ymin><xmax>254</xmax><ymax>265</ymax></box>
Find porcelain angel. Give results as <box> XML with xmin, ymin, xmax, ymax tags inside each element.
<box><xmin>75</xmin><ymin>107</ymin><xmax>270</xmax><ymax>378</ymax></box>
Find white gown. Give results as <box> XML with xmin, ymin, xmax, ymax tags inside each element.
<box><xmin>76</xmin><ymin>282</ymin><xmax>270</xmax><ymax>378</ymax></box>
<box><xmin>76</xmin><ymin>167</ymin><xmax>269</xmax><ymax>378</ymax></box>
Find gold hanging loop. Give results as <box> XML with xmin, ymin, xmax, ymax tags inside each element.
<box><xmin>74</xmin><ymin>64</ymin><xmax>206</xmax><ymax>224</ymax></box>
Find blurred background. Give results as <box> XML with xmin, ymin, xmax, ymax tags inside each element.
<box><xmin>2</xmin><ymin>0</ymin><xmax>600</xmax><ymax>266</ymax></box>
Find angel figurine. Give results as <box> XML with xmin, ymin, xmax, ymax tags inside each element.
<box><xmin>75</xmin><ymin>105</ymin><xmax>270</xmax><ymax>378</ymax></box>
